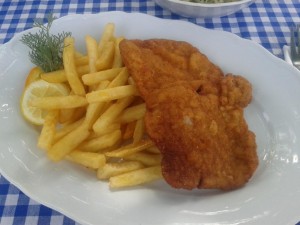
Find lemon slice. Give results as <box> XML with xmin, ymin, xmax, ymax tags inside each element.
<box><xmin>21</xmin><ymin>80</ymin><xmax>70</xmax><ymax>125</ymax></box>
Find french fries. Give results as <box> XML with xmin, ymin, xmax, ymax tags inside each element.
<box><xmin>133</xmin><ymin>118</ymin><xmax>145</xmax><ymax>144</ymax></box>
<box><xmin>78</xmin><ymin>130</ymin><xmax>121</xmax><ymax>152</ymax></box>
<box><xmin>66</xmin><ymin>151</ymin><xmax>106</xmax><ymax>169</ymax></box>
<box><xmin>123</xmin><ymin>152</ymin><xmax>162</xmax><ymax>166</ymax></box>
<box><xmin>97</xmin><ymin>161</ymin><xmax>144</xmax><ymax>180</ymax></box>
<box><xmin>86</xmin><ymin>85</ymin><xmax>138</xmax><ymax>103</ymax></box>
<box><xmin>105</xmin><ymin>140</ymin><xmax>154</xmax><ymax>158</ymax></box>
<box><xmin>92</xmin><ymin>96</ymin><xmax>134</xmax><ymax>135</ymax></box>
<box><xmin>54</xmin><ymin>118</ymin><xmax>84</xmax><ymax>142</ymax></box>
<box><xmin>30</xmin><ymin>95</ymin><xmax>88</xmax><ymax>109</ymax></box>
<box><xmin>96</xmin><ymin>41</ymin><xmax>115</xmax><ymax>71</ymax></box>
<box><xmin>98</xmin><ymin>23</ymin><xmax>115</xmax><ymax>53</ymax></box>
<box><xmin>47</xmin><ymin>123</ymin><xmax>90</xmax><ymax>162</ymax></box>
<box><xmin>109</xmin><ymin>166</ymin><xmax>162</xmax><ymax>189</ymax></box>
<box><xmin>37</xmin><ymin>110</ymin><xmax>59</xmax><ymax>150</ymax></box>
<box><xmin>112</xmin><ymin>37</ymin><xmax>124</xmax><ymax>68</ymax></box>
<box><xmin>63</xmin><ymin>37</ymin><xmax>86</xmax><ymax>96</ymax></box>
<box><xmin>82</xmin><ymin>68</ymin><xmax>123</xmax><ymax>86</ymax></box>
<box><xmin>86</xmin><ymin>35</ymin><xmax>99</xmax><ymax>73</ymax></box>
<box><xmin>75</xmin><ymin>55</ymin><xmax>89</xmax><ymax>66</ymax></box>
<box><xmin>27</xmin><ymin>23</ymin><xmax>162</xmax><ymax>190</ymax></box>
<box><xmin>118</xmin><ymin>103</ymin><xmax>146</xmax><ymax>124</ymax></box>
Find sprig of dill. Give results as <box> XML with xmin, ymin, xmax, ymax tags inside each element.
<box><xmin>20</xmin><ymin>14</ymin><xmax>71</xmax><ymax>72</ymax></box>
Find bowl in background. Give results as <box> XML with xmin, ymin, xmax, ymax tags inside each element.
<box><xmin>153</xmin><ymin>0</ymin><xmax>256</xmax><ymax>18</ymax></box>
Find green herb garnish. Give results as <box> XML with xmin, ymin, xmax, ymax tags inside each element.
<box><xmin>20</xmin><ymin>14</ymin><xmax>71</xmax><ymax>72</ymax></box>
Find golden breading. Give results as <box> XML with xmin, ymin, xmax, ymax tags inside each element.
<box><xmin>120</xmin><ymin>39</ymin><xmax>258</xmax><ymax>190</ymax></box>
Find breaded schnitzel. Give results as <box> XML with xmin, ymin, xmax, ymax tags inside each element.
<box><xmin>120</xmin><ymin>39</ymin><xmax>258</xmax><ymax>190</ymax></box>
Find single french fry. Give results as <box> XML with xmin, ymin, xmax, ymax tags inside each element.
<box><xmin>75</xmin><ymin>55</ymin><xmax>89</xmax><ymax>66</ymax></box>
<box><xmin>78</xmin><ymin>130</ymin><xmax>121</xmax><ymax>152</ymax></box>
<box><xmin>59</xmin><ymin>108</ymin><xmax>75</xmax><ymax>124</ymax></box>
<box><xmin>47</xmin><ymin>124</ymin><xmax>90</xmax><ymax>162</ymax></box>
<box><xmin>77</xmin><ymin>64</ymin><xmax>90</xmax><ymax>76</ymax></box>
<box><xmin>97</xmin><ymin>161</ymin><xmax>144</xmax><ymax>180</ymax></box>
<box><xmin>133</xmin><ymin>118</ymin><xmax>145</xmax><ymax>144</ymax></box>
<box><xmin>118</xmin><ymin>103</ymin><xmax>146</xmax><ymax>124</ymax></box>
<box><xmin>86</xmin><ymin>85</ymin><xmax>138</xmax><ymax>103</ymax></box>
<box><xmin>98</xmin><ymin>23</ymin><xmax>115</xmax><ymax>53</ymax></box>
<box><xmin>108</xmin><ymin>67</ymin><xmax>129</xmax><ymax>87</ymax></box>
<box><xmin>122</xmin><ymin>121</ymin><xmax>136</xmax><ymax>140</ymax></box>
<box><xmin>37</xmin><ymin>110</ymin><xmax>59</xmax><ymax>150</ymax></box>
<box><xmin>86</xmin><ymin>35</ymin><xmax>99</xmax><ymax>73</ymax></box>
<box><xmin>105</xmin><ymin>140</ymin><xmax>154</xmax><ymax>158</ymax></box>
<box><xmin>66</xmin><ymin>151</ymin><xmax>106</xmax><ymax>169</ymax></box>
<box><xmin>68</xmin><ymin>106</ymin><xmax>86</xmax><ymax>123</ymax></box>
<box><xmin>96</xmin><ymin>41</ymin><xmax>115</xmax><ymax>71</ymax></box>
<box><xmin>83</xmin><ymin>81</ymin><xmax>110</xmax><ymax>129</ymax></box>
<box><xmin>109</xmin><ymin>166</ymin><xmax>162</xmax><ymax>189</ymax></box>
<box><xmin>53</xmin><ymin>118</ymin><xmax>84</xmax><ymax>143</ymax></box>
<box><xmin>63</xmin><ymin>37</ymin><xmax>86</xmax><ymax>96</ymax></box>
<box><xmin>124</xmin><ymin>152</ymin><xmax>162</xmax><ymax>166</ymax></box>
<box><xmin>97</xmin><ymin>123</ymin><xmax>121</xmax><ymax>135</ymax></box>
<box><xmin>82</xmin><ymin>68</ymin><xmax>123</xmax><ymax>86</ymax></box>
<box><xmin>58</xmin><ymin>90</ymin><xmax>76</xmax><ymax>123</ymax></box>
<box><xmin>112</xmin><ymin>37</ymin><xmax>124</xmax><ymax>68</ymax></box>
<box><xmin>41</xmin><ymin>70</ymin><xmax>67</xmax><ymax>83</ymax></box>
<box><xmin>95</xmin><ymin>138</ymin><xmax>122</xmax><ymax>154</ymax></box>
<box><xmin>146</xmin><ymin>146</ymin><xmax>161</xmax><ymax>154</ymax></box>
<box><xmin>93</xmin><ymin>96</ymin><xmax>134</xmax><ymax>135</ymax></box>
<box><xmin>30</xmin><ymin>95</ymin><xmax>88</xmax><ymax>109</ymax></box>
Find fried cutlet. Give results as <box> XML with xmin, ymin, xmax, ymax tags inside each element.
<box><xmin>119</xmin><ymin>39</ymin><xmax>258</xmax><ymax>190</ymax></box>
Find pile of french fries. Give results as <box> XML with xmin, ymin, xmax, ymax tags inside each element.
<box><xmin>31</xmin><ymin>23</ymin><xmax>163</xmax><ymax>189</ymax></box>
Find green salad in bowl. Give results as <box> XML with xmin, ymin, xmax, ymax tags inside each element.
<box><xmin>182</xmin><ymin>0</ymin><xmax>240</xmax><ymax>3</ymax></box>
<box><xmin>153</xmin><ymin>0</ymin><xmax>255</xmax><ymax>18</ymax></box>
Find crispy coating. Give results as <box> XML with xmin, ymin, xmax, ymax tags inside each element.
<box><xmin>120</xmin><ymin>39</ymin><xmax>258</xmax><ymax>190</ymax></box>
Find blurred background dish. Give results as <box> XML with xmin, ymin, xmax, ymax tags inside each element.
<box><xmin>153</xmin><ymin>0</ymin><xmax>256</xmax><ymax>18</ymax></box>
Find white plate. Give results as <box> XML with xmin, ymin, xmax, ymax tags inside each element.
<box><xmin>0</xmin><ymin>12</ymin><xmax>300</xmax><ymax>225</ymax></box>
